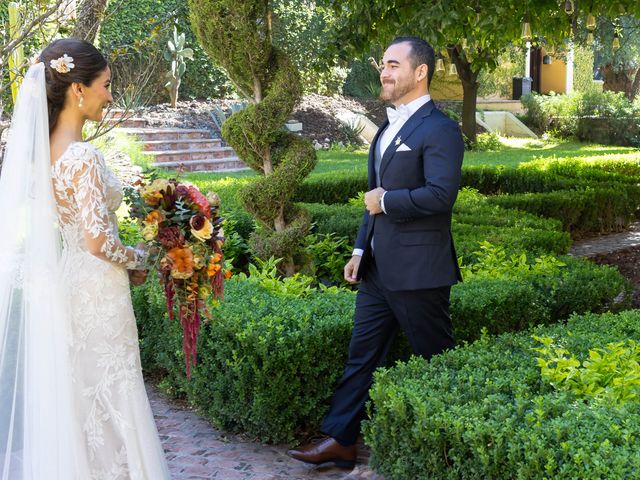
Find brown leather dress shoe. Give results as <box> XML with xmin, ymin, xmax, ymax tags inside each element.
<box><xmin>287</xmin><ymin>436</ymin><xmax>357</xmax><ymax>468</ymax></box>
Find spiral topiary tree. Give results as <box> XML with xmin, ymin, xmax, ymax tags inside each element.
<box><xmin>188</xmin><ymin>0</ymin><xmax>317</xmax><ymax>276</ymax></box>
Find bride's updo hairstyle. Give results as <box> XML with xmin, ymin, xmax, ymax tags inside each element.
<box><xmin>39</xmin><ymin>38</ymin><xmax>108</xmax><ymax>133</ymax></box>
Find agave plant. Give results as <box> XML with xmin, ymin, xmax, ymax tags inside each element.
<box><xmin>164</xmin><ymin>27</ymin><xmax>194</xmax><ymax>108</ymax></box>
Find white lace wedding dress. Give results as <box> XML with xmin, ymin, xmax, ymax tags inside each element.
<box><xmin>51</xmin><ymin>141</ymin><xmax>170</xmax><ymax>480</ymax></box>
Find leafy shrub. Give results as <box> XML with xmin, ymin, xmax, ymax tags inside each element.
<box><xmin>237</xmin><ymin>256</ymin><xmax>316</xmax><ymax>297</ymax></box>
<box><xmin>533</xmin><ymin>336</ymin><xmax>640</xmax><ymax>407</ymax></box>
<box><xmin>133</xmin><ymin>276</ymin><xmax>356</xmax><ymax>443</ymax></box>
<box><xmin>131</xmin><ymin>251</ymin><xmax>627</xmax><ymax>443</ymax></box>
<box><xmin>452</xmin><ymin>255</ymin><xmax>630</xmax><ymax>342</ymax></box>
<box><xmin>461</xmin><ymin>165</ymin><xmax>575</xmax><ymax>194</ymax></box>
<box><xmin>363</xmin><ymin>310</ymin><xmax>640</xmax><ymax>479</ymax></box>
<box><xmin>488</xmin><ymin>187</ymin><xmax>640</xmax><ymax>237</ymax></box>
<box><xmin>301</xmin><ymin>202</ymin><xmax>363</xmax><ymax>241</ymax></box>
<box><xmin>304</xmin><ymin>233</ymin><xmax>352</xmax><ymax>286</ymax></box>
<box><xmin>469</xmin><ymin>131</ymin><xmax>503</xmax><ymax>151</ymax></box>
<box><xmin>521</xmin><ymin>91</ymin><xmax>580</xmax><ymax>137</ymax></box>
<box><xmin>99</xmin><ymin>0</ymin><xmax>233</xmax><ymax>101</ymax></box>
<box><xmin>459</xmin><ymin>242</ymin><xmax>566</xmax><ymax>279</ymax></box>
<box><xmin>343</xmin><ymin>52</ymin><xmax>383</xmax><ymax>98</ymax></box>
<box><xmin>524</xmin><ymin>157</ymin><xmax>640</xmax><ymax>184</ymax></box>
<box><xmin>521</xmin><ymin>91</ymin><xmax>640</xmax><ymax>145</ymax></box>
<box><xmin>453</xmin><ymin>223</ymin><xmax>571</xmax><ymax>261</ymax></box>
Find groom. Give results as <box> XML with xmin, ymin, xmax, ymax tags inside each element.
<box><xmin>287</xmin><ymin>36</ymin><xmax>464</xmax><ymax>467</ymax></box>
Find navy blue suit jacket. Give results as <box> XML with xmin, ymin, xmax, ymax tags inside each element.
<box><xmin>355</xmin><ymin>100</ymin><xmax>464</xmax><ymax>291</ymax></box>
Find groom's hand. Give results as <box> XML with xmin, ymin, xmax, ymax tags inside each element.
<box><xmin>365</xmin><ymin>187</ymin><xmax>385</xmax><ymax>215</ymax></box>
<box><xmin>344</xmin><ymin>255</ymin><xmax>362</xmax><ymax>284</ymax></box>
<box><xmin>128</xmin><ymin>269</ymin><xmax>148</xmax><ymax>286</ymax></box>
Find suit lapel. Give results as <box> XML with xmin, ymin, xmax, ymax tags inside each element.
<box><xmin>379</xmin><ymin>100</ymin><xmax>435</xmax><ymax>181</ymax></box>
<box><xmin>369</xmin><ymin>119</ymin><xmax>388</xmax><ymax>189</ymax></box>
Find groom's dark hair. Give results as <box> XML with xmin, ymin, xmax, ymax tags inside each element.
<box><xmin>390</xmin><ymin>36</ymin><xmax>435</xmax><ymax>87</ymax></box>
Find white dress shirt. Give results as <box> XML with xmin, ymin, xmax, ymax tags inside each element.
<box><xmin>353</xmin><ymin>94</ymin><xmax>432</xmax><ymax>257</ymax></box>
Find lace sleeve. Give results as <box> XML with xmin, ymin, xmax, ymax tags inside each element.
<box><xmin>68</xmin><ymin>144</ymin><xmax>144</xmax><ymax>269</ymax></box>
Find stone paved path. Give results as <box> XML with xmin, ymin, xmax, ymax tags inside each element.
<box><xmin>569</xmin><ymin>222</ymin><xmax>640</xmax><ymax>257</ymax></box>
<box><xmin>148</xmin><ymin>384</ymin><xmax>383</xmax><ymax>480</ymax></box>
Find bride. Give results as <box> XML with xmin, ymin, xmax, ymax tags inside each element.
<box><xmin>0</xmin><ymin>38</ymin><xmax>170</xmax><ymax>479</ymax></box>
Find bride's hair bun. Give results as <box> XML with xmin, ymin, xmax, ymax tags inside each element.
<box><xmin>39</xmin><ymin>38</ymin><xmax>108</xmax><ymax>133</ymax></box>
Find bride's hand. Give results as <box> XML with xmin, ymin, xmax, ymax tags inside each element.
<box><xmin>137</xmin><ymin>241</ymin><xmax>159</xmax><ymax>258</ymax></box>
<box><xmin>128</xmin><ymin>269</ymin><xmax>148</xmax><ymax>286</ymax></box>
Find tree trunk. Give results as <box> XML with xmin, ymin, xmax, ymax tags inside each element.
<box><xmin>460</xmin><ymin>79</ymin><xmax>479</xmax><ymax>143</ymax></box>
<box><xmin>448</xmin><ymin>46</ymin><xmax>479</xmax><ymax>144</ymax></box>
<box><xmin>73</xmin><ymin>0</ymin><xmax>109</xmax><ymax>43</ymax></box>
<box><xmin>630</xmin><ymin>68</ymin><xmax>640</xmax><ymax>101</ymax></box>
<box><xmin>601</xmin><ymin>64</ymin><xmax>636</xmax><ymax>100</ymax></box>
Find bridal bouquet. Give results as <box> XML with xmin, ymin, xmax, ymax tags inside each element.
<box><xmin>127</xmin><ymin>178</ymin><xmax>229</xmax><ymax>377</ymax></box>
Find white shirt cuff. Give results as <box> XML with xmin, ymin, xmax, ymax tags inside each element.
<box><xmin>352</xmin><ymin>248</ymin><xmax>364</xmax><ymax>257</ymax></box>
<box><xmin>380</xmin><ymin>191</ymin><xmax>387</xmax><ymax>214</ymax></box>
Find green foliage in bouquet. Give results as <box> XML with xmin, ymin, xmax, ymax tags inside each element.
<box><xmin>189</xmin><ymin>0</ymin><xmax>317</xmax><ymax>276</ymax></box>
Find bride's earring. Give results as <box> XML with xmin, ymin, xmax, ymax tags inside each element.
<box><xmin>79</xmin><ymin>95</ymin><xmax>84</xmax><ymax>108</ymax></box>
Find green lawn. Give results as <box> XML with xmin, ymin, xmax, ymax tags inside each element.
<box><xmin>149</xmin><ymin>138</ymin><xmax>639</xmax><ymax>187</ymax></box>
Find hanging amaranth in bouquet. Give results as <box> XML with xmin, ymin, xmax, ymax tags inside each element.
<box><xmin>127</xmin><ymin>178</ymin><xmax>230</xmax><ymax>377</ymax></box>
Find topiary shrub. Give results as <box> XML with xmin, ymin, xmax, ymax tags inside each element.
<box><xmin>189</xmin><ymin>0</ymin><xmax>317</xmax><ymax>275</ymax></box>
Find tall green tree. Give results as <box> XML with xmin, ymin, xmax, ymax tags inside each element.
<box><xmin>329</xmin><ymin>0</ymin><xmax>640</xmax><ymax>143</ymax></box>
<box><xmin>591</xmin><ymin>15</ymin><xmax>640</xmax><ymax>99</ymax></box>
<box><xmin>189</xmin><ymin>0</ymin><xmax>316</xmax><ymax>276</ymax></box>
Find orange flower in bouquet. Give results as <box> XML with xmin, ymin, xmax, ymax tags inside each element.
<box><xmin>126</xmin><ymin>178</ymin><xmax>230</xmax><ymax>377</ymax></box>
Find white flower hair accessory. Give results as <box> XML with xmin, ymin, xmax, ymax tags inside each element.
<box><xmin>49</xmin><ymin>54</ymin><xmax>75</xmax><ymax>73</ymax></box>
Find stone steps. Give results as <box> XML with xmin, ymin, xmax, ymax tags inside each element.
<box><xmin>106</xmin><ymin>117</ymin><xmax>148</xmax><ymax>128</ymax></box>
<box><xmin>139</xmin><ymin>138</ymin><xmax>222</xmax><ymax>151</ymax></box>
<box><xmin>119</xmin><ymin>127</ymin><xmax>211</xmax><ymax>142</ymax></box>
<box><xmin>143</xmin><ymin>146</ymin><xmax>237</xmax><ymax>163</ymax></box>
<box><xmin>154</xmin><ymin>157</ymin><xmax>248</xmax><ymax>173</ymax></box>
<box><xmin>112</xmin><ymin>109</ymin><xmax>248</xmax><ymax>172</ymax></box>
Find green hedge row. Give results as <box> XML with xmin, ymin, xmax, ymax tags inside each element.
<box><xmin>132</xmin><ymin>256</ymin><xmax>628</xmax><ymax>443</ymax></box>
<box><xmin>461</xmin><ymin>160</ymin><xmax>640</xmax><ymax>196</ymax></box>
<box><xmin>363</xmin><ymin>309</ymin><xmax>640</xmax><ymax>479</ymax></box>
<box><xmin>294</xmin><ymin>169</ymin><xmax>368</xmax><ymax>204</ymax></box>
<box><xmin>301</xmin><ymin>198</ymin><xmax>571</xmax><ymax>259</ymax></box>
<box><xmin>293</xmin><ymin>158</ymin><xmax>640</xmax><ymax>206</ymax></box>
<box><xmin>133</xmin><ymin>277</ymin><xmax>355</xmax><ymax>443</ymax></box>
<box><xmin>453</xmin><ymin>256</ymin><xmax>630</xmax><ymax>343</ymax></box>
<box><xmin>488</xmin><ymin>187</ymin><xmax>640</xmax><ymax>237</ymax></box>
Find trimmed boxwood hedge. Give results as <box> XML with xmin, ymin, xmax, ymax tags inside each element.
<box><xmin>363</xmin><ymin>309</ymin><xmax>640</xmax><ymax>480</ymax></box>
<box><xmin>461</xmin><ymin>159</ymin><xmax>640</xmax><ymax>196</ymax></box>
<box><xmin>488</xmin><ymin>187</ymin><xmax>640</xmax><ymax>237</ymax></box>
<box><xmin>131</xmin><ymin>256</ymin><xmax>629</xmax><ymax>443</ymax></box>
<box><xmin>301</xmin><ymin>200</ymin><xmax>571</xmax><ymax>259</ymax></box>
<box><xmin>294</xmin><ymin>169</ymin><xmax>368</xmax><ymax>204</ymax></box>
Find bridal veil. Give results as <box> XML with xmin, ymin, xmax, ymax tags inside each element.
<box><xmin>0</xmin><ymin>63</ymin><xmax>84</xmax><ymax>478</ymax></box>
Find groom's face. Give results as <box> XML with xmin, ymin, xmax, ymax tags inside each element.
<box><xmin>379</xmin><ymin>42</ymin><xmax>421</xmax><ymax>105</ymax></box>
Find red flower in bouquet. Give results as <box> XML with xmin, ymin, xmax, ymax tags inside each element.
<box><xmin>187</xmin><ymin>186</ymin><xmax>212</xmax><ymax>218</ymax></box>
<box><xmin>158</xmin><ymin>226</ymin><xmax>185</xmax><ymax>250</ymax></box>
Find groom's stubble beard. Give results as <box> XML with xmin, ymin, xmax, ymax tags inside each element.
<box><xmin>379</xmin><ymin>74</ymin><xmax>418</xmax><ymax>104</ymax></box>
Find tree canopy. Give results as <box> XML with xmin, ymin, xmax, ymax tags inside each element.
<box><xmin>328</xmin><ymin>0</ymin><xmax>640</xmax><ymax>142</ymax></box>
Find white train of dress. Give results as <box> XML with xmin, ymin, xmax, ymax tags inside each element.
<box><xmin>51</xmin><ymin>142</ymin><xmax>170</xmax><ymax>480</ymax></box>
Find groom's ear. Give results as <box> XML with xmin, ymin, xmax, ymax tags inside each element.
<box><xmin>416</xmin><ymin>64</ymin><xmax>428</xmax><ymax>82</ymax></box>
